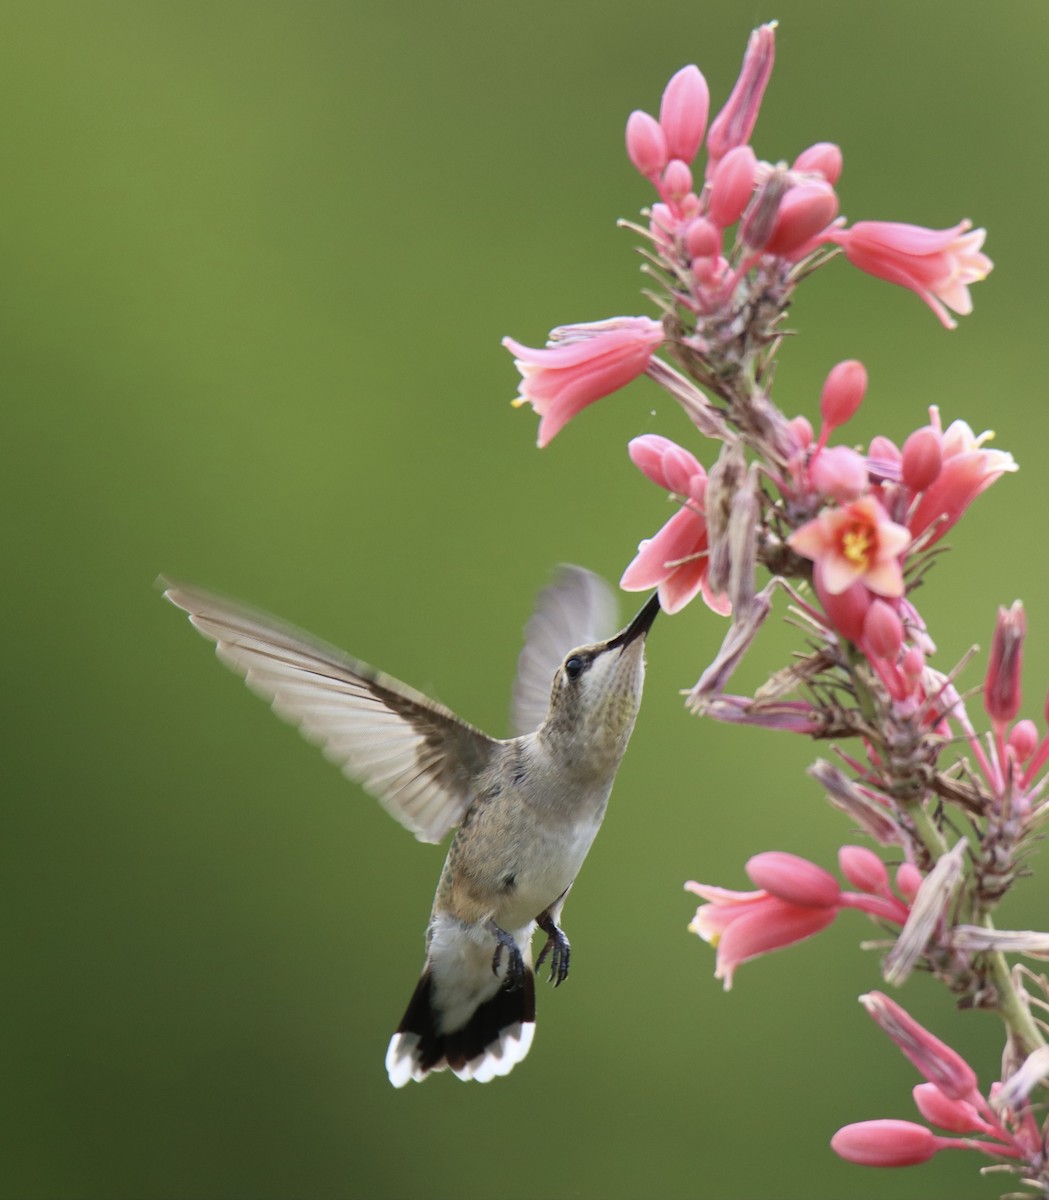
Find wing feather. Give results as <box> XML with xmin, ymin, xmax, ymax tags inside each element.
<box><xmin>161</xmin><ymin>579</ymin><xmax>498</xmax><ymax>844</ymax></box>
<box><xmin>509</xmin><ymin>565</ymin><xmax>618</xmax><ymax>736</ymax></box>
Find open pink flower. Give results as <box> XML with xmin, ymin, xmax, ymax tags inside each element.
<box><xmin>620</xmin><ymin>434</ymin><xmax>730</xmax><ymax>615</ymax></box>
<box><xmin>907</xmin><ymin>419</ymin><xmax>1016</xmax><ymax>544</ymax></box>
<box><xmin>830</xmin><ymin>219</ymin><xmax>992</xmax><ymax>329</ymax></box>
<box><xmin>503</xmin><ymin>317</ymin><xmax>664</xmax><ymax>447</ymax></box>
<box><xmin>789</xmin><ymin>495</ymin><xmax>911</xmax><ymax>597</ymax></box>
<box><xmin>686</xmin><ymin>850</ymin><xmax>910</xmax><ymax>989</ymax></box>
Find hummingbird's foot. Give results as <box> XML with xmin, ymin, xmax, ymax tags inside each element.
<box><xmin>487</xmin><ymin>920</ymin><xmax>526</xmax><ymax>991</ymax></box>
<box><xmin>535</xmin><ymin>912</ymin><xmax>571</xmax><ymax>987</ymax></box>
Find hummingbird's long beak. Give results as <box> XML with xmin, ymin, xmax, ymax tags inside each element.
<box><xmin>606</xmin><ymin>590</ymin><xmax>661</xmax><ymax>650</ymax></box>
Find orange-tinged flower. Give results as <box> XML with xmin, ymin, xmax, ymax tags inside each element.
<box><xmin>789</xmin><ymin>495</ymin><xmax>911</xmax><ymax>597</ymax></box>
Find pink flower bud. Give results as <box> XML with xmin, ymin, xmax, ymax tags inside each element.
<box><xmin>628</xmin><ymin>434</ymin><xmax>702</xmax><ymax>498</ymax></box>
<box><xmin>838</xmin><ymin>845</ymin><xmax>889</xmax><ymax>895</ymax></box>
<box><xmin>662</xmin><ymin>158</ymin><xmax>693</xmax><ymax>205</ymax></box>
<box><xmin>901</xmin><ymin>646</ymin><xmax>925</xmax><ymax>683</ymax></box>
<box><xmin>763</xmin><ymin>182</ymin><xmax>839</xmax><ymax>256</ymax></box>
<box><xmin>863</xmin><ymin>599</ymin><xmax>904</xmax><ymax>661</ymax></box>
<box><xmin>745</xmin><ymin>851</ymin><xmax>841</xmax><ymax>907</ymax></box>
<box><xmin>809</xmin><ymin>445</ymin><xmax>868</xmax><ymax>503</ymax></box>
<box><xmin>1008</xmin><ymin>719</ymin><xmax>1038</xmax><ymax>763</ymax></box>
<box><xmin>911</xmin><ymin>1084</ymin><xmax>988</xmax><ymax>1134</ymax></box>
<box><xmin>684</xmin><ymin>217</ymin><xmax>720</xmax><ymax>259</ymax></box>
<box><xmin>814</xmin><ymin>567</ymin><xmax>871</xmax><ymax>644</ymax></box>
<box><xmin>895</xmin><ymin>862</ymin><xmax>923</xmax><ymax>903</ymax></box>
<box><xmin>861</xmin><ymin>992</ymin><xmax>979</xmax><ymax>1100</ymax></box>
<box><xmin>868</xmin><ymin>434</ymin><xmax>902</xmax><ymax>465</ymax></box>
<box><xmin>901</xmin><ymin>426</ymin><xmax>943</xmax><ymax>493</ymax></box>
<box><xmin>788</xmin><ymin>414</ymin><xmax>814</xmax><ymax>450</ymax></box>
<box><xmin>706</xmin><ymin>144</ymin><xmax>757</xmax><ymax>229</ymax></box>
<box><xmin>625</xmin><ymin>110</ymin><xmax>668</xmax><ymax>179</ymax></box>
<box><xmin>793</xmin><ymin>141</ymin><xmax>842</xmax><ymax>185</ymax></box>
<box><xmin>706</xmin><ymin>22</ymin><xmax>776</xmax><ymax>170</ymax></box>
<box><xmin>658</xmin><ymin>65</ymin><xmax>709</xmax><ymax>164</ymax></box>
<box><xmin>819</xmin><ymin>360</ymin><xmax>867</xmax><ymax>431</ymax></box>
<box><xmin>649</xmin><ymin>202</ymin><xmax>676</xmax><ymax>253</ymax></box>
<box><xmin>831</xmin><ymin>1120</ymin><xmax>940</xmax><ymax>1167</ymax></box>
<box><xmin>984</xmin><ymin>601</ymin><xmax>1025</xmax><ymax>726</ymax></box>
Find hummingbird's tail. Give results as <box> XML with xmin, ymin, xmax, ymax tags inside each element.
<box><xmin>385</xmin><ymin>968</ymin><xmax>536</xmax><ymax>1086</ymax></box>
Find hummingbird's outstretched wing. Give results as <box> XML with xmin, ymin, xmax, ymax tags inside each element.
<box><xmin>161</xmin><ymin>580</ymin><xmax>498</xmax><ymax>845</ymax></box>
<box><xmin>509</xmin><ymin>565</ymin><xmax>619</xmax><ymax>736</ymax></box>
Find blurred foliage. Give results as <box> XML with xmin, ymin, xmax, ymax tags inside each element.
<box><xmin>3</xmin><ymin>3</ymin><xmax>1048</xmax><ymax>1198</ymax></box>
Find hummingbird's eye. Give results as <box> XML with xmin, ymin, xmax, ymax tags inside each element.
<box><xmin>564</xmin><ymin>655</ymin><xmax>587</xmax><ymax>681</ymax></box>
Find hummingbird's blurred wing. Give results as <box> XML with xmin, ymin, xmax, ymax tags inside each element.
<box><xmin>509</xmin><ymin>565</ymin><xmax>619</xmax><ymax>736</ymax></box>
<box><xmin>161</xmin><ymin>581</ymin><xmax>498</xmax><ymax>845</ymax></box>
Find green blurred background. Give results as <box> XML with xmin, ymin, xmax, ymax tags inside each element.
<box><xmin>4</xmin><ymin>3</ymin><xmax>1048</xmax><ymax>1197</ymax></box>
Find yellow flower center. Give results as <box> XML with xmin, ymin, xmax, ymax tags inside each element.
<box><xmin>842</xmin><ymin>523</ymin><xmax>873</xmax><ymax>567</ymax></box>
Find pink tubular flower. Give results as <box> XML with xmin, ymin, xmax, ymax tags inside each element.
<box><xmin>830</xmin><ymin>219</ymin><xmax>993</xmax><ymax>329</ymax></box>
<box><xmin>685</xmin><ymin>881</ymin><xmax>837</xmax><ymax>989</ymax></box>
<box><xmin>503</xmin><ymin>317</ymin><xmax>664</xmax><ymax>447</ymax></box>
<box><xmin>621</xmin><ymin>435</ymin><xmax>730</xmax><ymax>615</ymax></box>
<box><xmin>861</xmin><ymin>992</ymin><xmax>978</xmax><ymax>1100</ymax></box>
<box><xmin>790</xmin><ymin>495</ymin><xmax>911</xmax><ymax>598</ymax></box>
<box><xmin>686</xmin><ymin>851</ymin><xmax>910</xmax><ymax>988</ymax></box>
<box><xmin>907</xmin><ymin>419</ymin><xmax>1017</xmax><ymax>544</ymax></box>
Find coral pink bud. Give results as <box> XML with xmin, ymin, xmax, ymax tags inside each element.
<box><xmin>649</xmin><ymin>202</ymin><xmax>676</xmax><ymax>253</ymax></box>
<box><xmin>912</xmin><ymin>1084</ymin><xmax>988</xmax><ymax>1134</ymax></box>
<box><xmin>902</xmin><ymin>426</ymin><xmax>943</xmax><ymax>493</ymax></box>
<box><xmin>628</xmin><ymin>433</ymin><xmax>703</xmax><ymax>496</ymax></box>
<box><xmin>684</xmin><ymin>217</ymin><xmax>720</xmax><ymax>259</ymax></box>
<box><xmin>861</xmin><ymin>991</ymin><xmax>979</xmax><ymax>1100</ymax></box>
<box><xmin>819</xmin><ymin>360</ymin><xmax>867</xmax><ymax>431</ymax></box>
<box><xmin>984</xmin><ymin>601</ymin><xmax>1025</xmax><ymax>726</ymax></box>
<box><xmin>896</xmin><ymin>862</ymin><xmax>923</xmax><ymax>903</ymax></box>
<box><xmin>763</xmin><ymin>182</ymin><xmax>839</xmax><ymax>256</ymax></box>
<box><xmin>658</xmin><ymin>65</ymin><xmax>709</xmax><ymax>164</ymax></box>
<box><xmin>814</xmin><ymin>567</ymin><xmax>872</xmax><ymax>644</ymax></box>
<box><xmin>504</xmin><ymin>317</ymin><xmax>665</xmax><ymax>447</ymax></box>
<box><xmin>901</xmin><ymin>646</ymin><xmax>924</xmax><ymax>679</ymax></box>
<box><xmin>625</xmin><ymin>110</ymin><xmax>668</xmax><ymax>179</ymax></box>
<box><xmin>831</xmin><ymin>1120</ymin><xmax>940</xmax><ymax>1167</ymax></box>
<box><xmin>838</xmin><ymin>845</ymin><xmax>889</xmax><ymax>895</ymax></box>
<box><xmin>1008</xmin><ymin>719</ymin><xmax>1038</xmax><ymax>763</ymax></box>
<box><xmin>789</xmin><ymin>414</ymin><xmax>814</xmax><ymax>450</ymax></box>
<box><xmin>863</xmin><ymin>599</ymin><xmax>904</xmax><ymax>660</ymax></box>
<box><xmin>705</xmin><ymin>22</ymin><xmax>776</xmax><ymax>169</ymax></box>
<box><xmin>793</xmin><ymin>141</ymin><xmax>843</xmax><ymax>185</ymax></box>
<box><xmin>662</xmin><ymin>158</ymin><xmax>693</xmax><ymax>205</ymax></box>
<box><xmin>809</xmin><ymin>445</ymin><xmax>868</xmax><ymax>503</ymax></box>
<box><xmin>745</xmin><ymin>851</ymin><xmax>841</xmax><ymax>908</ymax></box>
<box><xmin>868</xmin><ymin>434</ymin><xmax>902</xmax><ymax>466</ymax></box>
<box><xmin>706</xmin><ymin>144</ymin><xmax>757</xmax><ymax>230</ymax></box>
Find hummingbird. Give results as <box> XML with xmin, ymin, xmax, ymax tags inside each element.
<box><xmin>161</xmin><ymin>566</ymin><xmax>658</xmax><ymax>1085</ymax></box>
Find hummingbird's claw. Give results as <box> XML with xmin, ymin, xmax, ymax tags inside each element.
<box><xmin>536</xmin><ymin>913</ymin><xmax>571</xmax><ymax>987</ymax></box>
<box><xmin>488</xmin><ymin>920</ymin><xmax>526</xmax><ymax>990</ymax></box>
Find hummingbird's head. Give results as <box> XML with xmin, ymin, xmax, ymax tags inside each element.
<box><xmin>542</xmin><ymin>590</ymin><xmax>660</xmax><ymax>772</ymax></box>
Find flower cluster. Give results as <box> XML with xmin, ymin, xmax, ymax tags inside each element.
<box><xmin>502</xmin><ymin>21</ymin><xmax>1049</xmax><ymax>1197</ymax></box>
<box><xmin>831</xmin><ymin>993</ymin><xmax>1049</xmax><ymax>1184</ymax></box>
